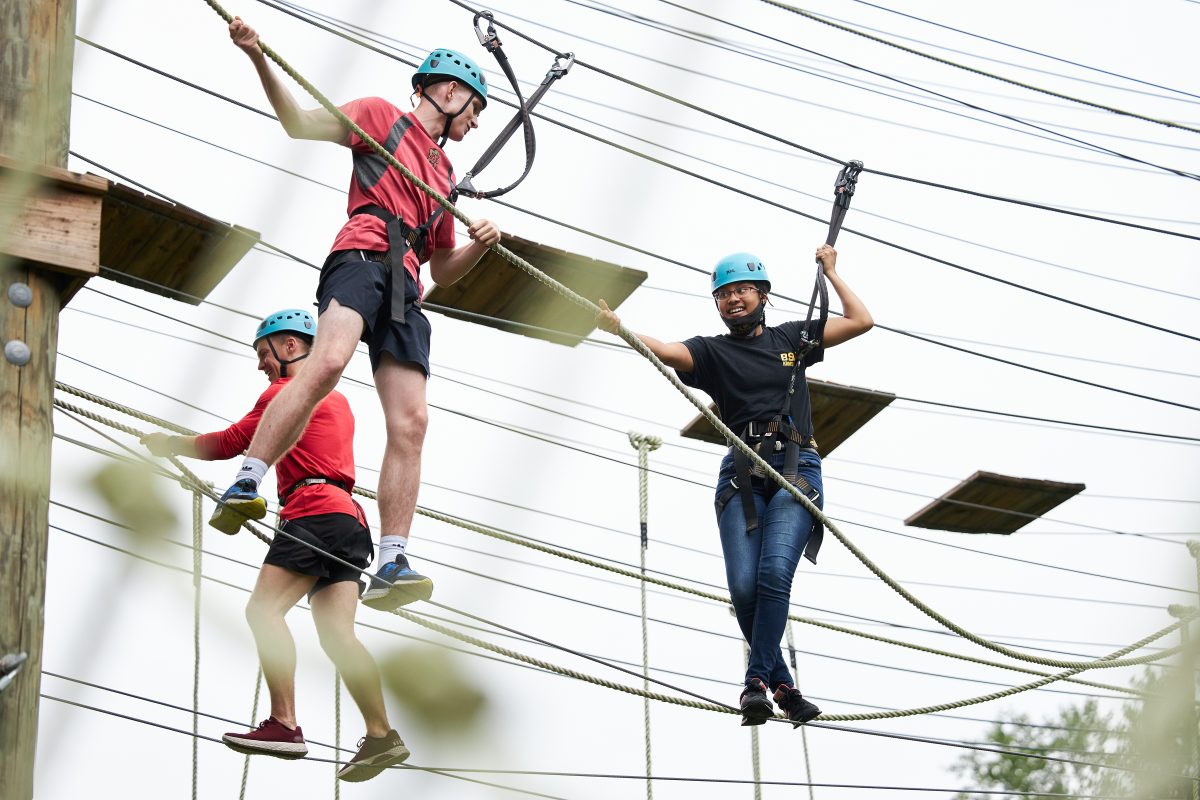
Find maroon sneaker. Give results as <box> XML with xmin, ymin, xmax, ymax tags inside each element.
<box><xmin>336</xmin><ymin>729</ymin><xmax>410</xmax><ymax>782</ymax></box>
<box><xmin>222</xmin><ymin>717</ymin><xmax>308</xmax><ymax>759</ymax></box>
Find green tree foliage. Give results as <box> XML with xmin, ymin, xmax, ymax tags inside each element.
<box><xmin>953</xmin><ymin>668</ymin><xmax>1196</xmax><ymax>800</ymax></box>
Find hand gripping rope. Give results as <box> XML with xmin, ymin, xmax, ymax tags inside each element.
<box><xmin>195</xmin><ymin>0</ymin><xmax>1185</xmax><ymax>673</ymax></box>
<box><xmin>454</xmin><ymin>10</ymin><xmax>573</xmax><ymax>201</ymax></box>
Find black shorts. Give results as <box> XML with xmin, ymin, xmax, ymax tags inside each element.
<box><xmin>264</xmin><ymin>513</ymin><xmax>375</xmax><ymax>599</ymax></box>
<box><xmin>316</xmin><ymin>249</ymin><xmax>432</xmax><ymax>375</ymax></box>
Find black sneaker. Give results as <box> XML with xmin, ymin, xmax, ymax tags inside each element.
<box><xmin>336</xmin><ymin>729</ymin><xmax>410</xmax><ymax>782</ymax></box>
<box><xmin>739</xmin><ymin>677</ymin><xmax>774</xmax><ymax>726</ymax></box>
<box><xmin>773</xmin><ymin>684</ymin><xmax>821</xmax><ymax>728</ymax></box>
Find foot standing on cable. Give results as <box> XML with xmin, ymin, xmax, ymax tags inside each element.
<box><xmin>216</xmin><ymin>17</ymin><xmax>504</xmax><ymax>610</ymax></box>
<box><xmin>598</xmin><ymin>245</ymin><xmax>873</xmax><ymax>727</ymax></box>
<box><xmin>142</xmin><ymin>310</ymin><xmax>408</xmax><ymax>781</ymax></box>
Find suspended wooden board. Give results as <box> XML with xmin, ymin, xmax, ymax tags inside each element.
<box><xmin>89</xmin><ymin>182</ymin><xmax>259</xmax><ymax>305</ymax></box>
<box><xmin>423</xmin><ymin>232</ymin><xmax>646</xmax><ymax>346</ymax></box>
<box><xmin>904</xmin><ymin>471</ymin><xmax>1086</xmax><ymax>534</ymax></box>
<box><xmin>0</xmin><ymin>157</ymin><xmax>258</xmax><ymax>306</ymax></box>
<box><xmin>679</xmin><ymin>378</ymin><xmax>895</xmax><ymax>455</ymax></box>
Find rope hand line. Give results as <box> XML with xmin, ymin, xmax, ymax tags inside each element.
<box><xmin>51</xmin><ymin>384</ymin><xmax>1183</xmax><ymax>721</ymax></box>
<box><xmin>753</xmin><ymin>0</ymin><xmax>1200</xmax><ymax>134</ymax></box>
<box><xmin>51</xmin><ymin>383</ymin><xmax>1171</xmax><ymax>686</ymax></box>
<box><xmin>52</xmin><ymin>378</ymin><xmax>1183</xmax><ymax>680</ymax></box>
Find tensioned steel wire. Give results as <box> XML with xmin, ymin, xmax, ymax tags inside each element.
<box><xmin>46</xmin><ymin>690</ymin><xmax>1178</xmax><ymax>794</ymax></box>
<box><xmin>433</xmin><ymin>0</ymin><xmax>1200</xmax><ymax>203</ymax></box>
<box><xmin>750</xmin><ymin>0</ymin><xmax>1200</xmax><ymax>133</ymax></box>
<box><xmin>188</xmin><ymin>0</ymin><xmax>1196</xmax><ymax>674</ymax></box>
<box><xmin>49</xmin><ymin>385</ymin><xmax>1189</xmax><ymax>733</ymax></box>
<box><xmin>246</xmin><ymin>0</ymin><xmax>1200</xmax><ymax>351</ymax></box>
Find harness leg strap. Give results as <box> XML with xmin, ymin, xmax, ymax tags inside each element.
<box><xmin>384</xmin><ymin>216</ymin><xmax>411</xmax><ymax>325</ymax></box>
<box><xmin>733</xmin><ymin>447</ymin><xmax>759</xmax><ymax>534</ymax></box>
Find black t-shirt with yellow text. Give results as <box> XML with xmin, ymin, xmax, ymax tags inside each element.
<box><xmin>676</xmin><ymin>320</ymin><xmax>826</xmax><ymax>438</ymax></box>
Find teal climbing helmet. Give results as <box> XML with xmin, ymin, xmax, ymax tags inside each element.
<box><xmin>253</xmin><ymin>309</ymin><xmax>316</xmax><ymax>347</ymax></box>
<box><xmin>412</xmin><ymin>48</ymin><xmax>488</xmax><ymax>109</ymax></box>
<box><xmin>711</xmin><ymin>253</ymin><xmax>771</xmax><ymax>294</ymax></box>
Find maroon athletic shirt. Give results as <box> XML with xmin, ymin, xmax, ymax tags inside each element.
<box><xmin>194</xmin><ymin>378</ymin><xmax>366</xmax><ymax>525</ymax></box>
<box><xmin>330</xmin><ymin>98</ymin><xmax>458</xmax><ymax>295</ymax></box>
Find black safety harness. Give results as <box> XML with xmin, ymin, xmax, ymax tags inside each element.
<box><xmin>715</xmin><ymin>161</ymin><xmax>863</xmax><ymax>564</ymax></box>
<box><xmin>347</xmin><ymin>11</ymin><xmax>571</xmax><ymax>324</ymax></box>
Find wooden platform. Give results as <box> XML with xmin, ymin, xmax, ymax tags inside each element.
<box><xmin>0</xmin><ymin>156</ymin><xmax>259</xmax><ymax>306</ymax></box>
<box><xmin>904</xmin><ymin>471</ymin><xmax>1086</xmax><ymax>534</ymax></box>
<box><xmin>679</xmin><ymin>378</ymin><xmax>895</xmax><ymax>455</ymax></box>
<box><xmin>423</xmin><ymin>232</ymin><xmax>646</xmax><ymax>346</ymax></box>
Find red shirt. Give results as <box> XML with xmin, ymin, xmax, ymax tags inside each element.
<box><xmin>194</xmin><ymin>378</ymin><xmax>366</xmax><ymax>525</ymax></box>
<box><xmin>330</xmin><ymin>98</ymin><xmax>458</xmax><ymax>294</ymax></box>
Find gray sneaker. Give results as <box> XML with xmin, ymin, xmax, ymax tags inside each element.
<box><xmin>337</xmin><ymin>729</ymin><xmax>410</xmax><ymax>782</ymax></box>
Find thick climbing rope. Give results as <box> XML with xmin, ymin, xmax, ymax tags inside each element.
<box><xmin>50</xmin><ymin>388</ymin><xmax>1191</xmax><ymax>724</ymax></box>
<box><xmin>334</xmin><ymin>673</ymin><xmax>342</xmax><ymax>799</ymax></box>
<box><xmin>786</xmin><ymin>621</ymin><xmax>816</xmax><ymax>800</ymax></box>
<box><xmin>238</xmin><ymin>667</ymin><xmax>262</xmax><ymax>800</ymax></box>
<box><xmin>191</xmin><ymin>489</ymin><xmax>202</xmax><ymax>800</ymax></box>
<box><xmin>50</xmin><ymin>385</ymin><xmax>1174</xmax><ymax>685</ymax></box>
<box><xmin>54</xmin><ymin>383</ymin><xmax>1190</xmax><ymax>729</ymax></box>
<box><xmin>745</xmin><ymin>637</ymin><xmax>762</xmax><ymax>800</ymax></box>
<box><xmin>629</xmin><ymin>432</ymin><xmax>662</xmax><ymax>800</ymax></box>
<box><xmin>190</xmin><ymin>0</ymin><xmax>1181</xmax><ymax>673</ymax></box>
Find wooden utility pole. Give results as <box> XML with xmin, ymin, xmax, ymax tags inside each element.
<box><xmin>0</xmin><ymin>1</ymin><xmax>77</xmax><ymax>797</ymax></box>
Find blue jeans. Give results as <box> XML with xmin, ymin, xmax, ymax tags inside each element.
<box><xmin>715</xmin><ymin>447</ymin><xmax>823</xmax><ymax>689</ymax></box>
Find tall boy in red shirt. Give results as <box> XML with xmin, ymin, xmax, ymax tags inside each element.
<box><xmin>210</xmin><ymin>18</ymin><xmax>504</xmax><ymax>611</ymax></box>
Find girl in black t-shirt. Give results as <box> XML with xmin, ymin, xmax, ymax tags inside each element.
<box><xmin>598</xmin><ymin>244</ymin><xmax>872</xmax><ymax>727</ymax></box>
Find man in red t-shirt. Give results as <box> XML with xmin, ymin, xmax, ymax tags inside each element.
<box><xmin>142</xmin><ymin>310</ymin><xmax>407</xmax><ymax>782</ymax></box>
<box><xmin>211</xmin><ymin>18</ymin><xmax>503</xmax><ymax>613</ymax></box>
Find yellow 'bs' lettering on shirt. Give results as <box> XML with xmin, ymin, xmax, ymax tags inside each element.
<box><xmin>780</xmin><ymin>352</ymin><xmax>796</xmax><ymax>367</ymax></box>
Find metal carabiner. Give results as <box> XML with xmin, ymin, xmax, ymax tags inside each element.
<box><xmin>549</xmin><ymin>52</ymin><xmax>576</xmax><ymax>78</ymax></box>
<box><xmin>833</xmin><ymin>159</ymin><xmax>864</xmax><ymax>208</ymax></box>
<box><xmin>474</xmin><ymin>10</ymin><xmax>501</xmax><ymax>51</ymax></box>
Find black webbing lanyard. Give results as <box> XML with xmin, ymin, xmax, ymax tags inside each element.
<box><xmin>455</xmin><ymin>11</ymin><xmax>574</xmax><ymax>201</ymax></box>
<box><xmin>801</xmin><ymin>160</ymin><xmax>864</xmax><ymax>342</ymax></box>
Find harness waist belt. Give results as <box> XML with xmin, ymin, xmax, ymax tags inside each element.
<box><xmin>280</xmin><ymin>477</ymin><xmax>349</xmax><ymax>506</ymax></box>
<box><xmin>717</xmin><ymin>417</ymin><xmax>824</xmax><ymax>564</ymax></box>
<box><xmin>352</xmin><ymin>204</ymin><xmax>442</xmax><ymax>325</ymax></box>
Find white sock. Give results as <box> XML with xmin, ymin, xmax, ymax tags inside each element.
<box><xmin>235</xmin><ymin>457</ymin><xmax>269</xmax><ymax>488</ymax></box>
<box><xmin>378</xmin><ymin>536</ymin><xmax>407</xmax><ymax>567</ymax></box>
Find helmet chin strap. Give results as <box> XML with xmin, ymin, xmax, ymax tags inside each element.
<box><xmin>265</xmin><ymin>337</ymin><xmax>310</xmax><ymax>378</ymax></box>
<box><xmin>718</xmin><ymin>294</ymin><xmax>767</xmax><ymax>337</ymax></box>
<box><xmin>422</xmin><ymin>89</ymin><xmax>475</xmax><ymax>147</ymax></box>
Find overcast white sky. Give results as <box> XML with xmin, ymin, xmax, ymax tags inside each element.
<box><xmin>35</xmin><ymin>0</ymin><xmax>1200</xmax><ymax>798</ymax></box>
